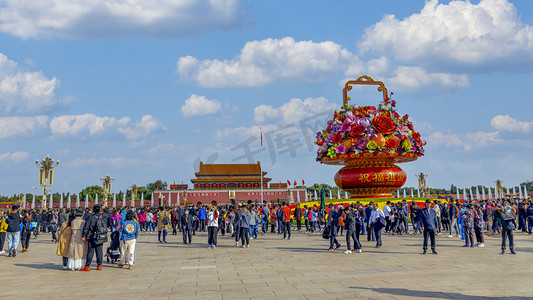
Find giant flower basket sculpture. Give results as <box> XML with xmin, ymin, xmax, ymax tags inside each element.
<box><xmin>316</xmin><ymin>76</ymin><xmax>426</xmax><ymax>198</ymax></box>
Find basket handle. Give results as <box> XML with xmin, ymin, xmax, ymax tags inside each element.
<box><xmin>343</xmin><ymin>75</ymin><xmax>389</xmax><ymax>108</ymax></box>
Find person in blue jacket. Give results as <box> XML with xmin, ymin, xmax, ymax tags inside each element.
<box><xmin>198</xmin><ymin>206</ymin><xmax>207</xmax><ymax>232</ymax></box>
<box><xmin>420</xmin><ymin>199</ymin><xmax>439</xmax><ymax>255</ymax></box>
<box><xmin>118</xmin><ymin>211</ymin><xmax>139</xmax><ymax>270</ymax></box>
<box><xmin>526</xmin><ymin>202</ymin><xmax>533</xmax><ymax>235</ymax></box>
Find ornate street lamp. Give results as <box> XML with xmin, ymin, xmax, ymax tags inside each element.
<box><xmin>130</xmin><ymin>184</ymin><xmax>138</xmax><ymax>207</ymax></box>
<box><xmin>36</xmin><ymin>154</ymin><xmax>59</xmax><ymax>209</ymax></box>
<box><xmin>100</xmin><ymin>176</ymin><xmax>114</xmax><ymax>208</ymax></box>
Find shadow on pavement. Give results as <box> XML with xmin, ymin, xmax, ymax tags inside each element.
<box><xmin>349</xmin><ymin>286</ymin><xmax>524</xmax><ymax>299</ymax></box>
<box><xmin>15</xmin><ymin>263</ymin><xmax>62</xmax><ymax>270</ymax></box>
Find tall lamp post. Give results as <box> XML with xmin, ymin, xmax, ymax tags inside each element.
<box><xmin>101</xmin><ymin>176</ymin><xmax>114</xmax><ymax>208</ymax></box>
<box><xmin>130</xmin><ymin>184</ymin><xmax>138</xmax><ymax>207</ymax></box>
<box><xmin>36</xmin><ymin>155</ymin><xmax>59</xmax><ymax>209</ymax></box>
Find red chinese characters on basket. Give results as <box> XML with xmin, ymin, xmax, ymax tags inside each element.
<box><xmin>359</xmin><ymin>172</ymin><xmax>405</xmax><ymax>185</ymax></box>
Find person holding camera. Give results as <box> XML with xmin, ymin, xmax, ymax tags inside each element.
<box><xmin>207</xmin><ymin>205</ymin><xmax>219</xmax><ymax>249</ymax></box>
<box><xmin>497</xmin><ymin>201</ymin><xmax>517</xmax><ymax>255</ymax></box>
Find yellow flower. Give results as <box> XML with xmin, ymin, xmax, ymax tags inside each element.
<box><xmin>402</xmin><ymin>140</ymin><xmax>412</xmax><ymax>151</ymax></box>
<box><xmin>367</xmin><ymin>141</ymin><xmax>378</xmax><ymax>150</ymax></box>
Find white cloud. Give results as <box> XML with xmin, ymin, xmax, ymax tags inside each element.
<box><xmin>427</xmin><ymin>130</ymin><xmax>500</xmax><ymax>151</ymax></box>
<box><xmin>177</xmin><ymin>37</ymin><xmax>354</xmax><ymax>87</ymax></box>
<box><xmin>181</xmin><ymin>94</ymin><xmax>222</xmax><ymax>117</ymax></box>
<box><xmin>490</xmin><ymin>115</ymin><xmax>533</xmax><ymax>132</ymax></box>
<box><xmin>49</xmin><ymin>113</ymin><xmax>165</xmax><ymax>139</ymax></box>
<box><xmin>0</xmin><ymin>115</ymin><xmax>48</xmax><ymax>138</ymax></box>
<box><xmin>50</xmin><ymin>113</ymin><xmax>130</xmax><ymax>136</ymax></box>
<box><xmin>66</xmin><ymin>157</ymin><xmax>139</xmax><ymax>168</ymax></box>
<box><xmin>254</xmin><ymin>97</ymin><xmax>336</xmax><ymax>124</ymax></box>
<box><xmin>0</xmin><ymin>0</ymin><xmax>249</xmax><ymax>39</ymax></box>
<box><xmin>0</xmin><ymin>53</ymin><xmax>73</xmax><ymax>115</ymax></box>
<box><xmin>359</xmin><ymin>0</ymin><xmax>533</xmax><ymax>72</ymax></box>
<box><xmin>0</xmin><ymin>151</ymin><xmax>30</xmax><ymax>162</ymax></box>
<box><xmin>118</xmin><ymin>115</ymin><xmax>167</xmax><ymax>140</ymax></box>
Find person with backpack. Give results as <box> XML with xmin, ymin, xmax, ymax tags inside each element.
<box><xmin>156</xmin><ymin>206</ymin><xmax>171</xmax><ymax>244</ymax></box>
<box><xmin>118</xmin><ymin>211</ymin><xmax>139</xmax><ymax>270</ymax></box>
<box><xmin>20</xmin><ymin>213</ymin><xmax>33</xmax><ymax>253</ymax></box>
<box><xmin>6</xmin><ymin>205</ymin><xmax>21</xmax><ymax>257</ymax></box>
<box><xmin>81</xmin><ymin>205</ymin><xmax>109</xmax><ymax>271</ymax></box>
<box><xmin>110</xmin><ymin>209</ymin><xmax>123</xmax><ymax>233</ymax></box>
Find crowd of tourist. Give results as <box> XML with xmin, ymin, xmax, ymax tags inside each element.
<box><xmin>0</xmin><ymin>196</ymin><xmax>529</xmax><ymax>270</ymax></box>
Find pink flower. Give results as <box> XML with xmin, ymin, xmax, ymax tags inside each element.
<box><xmin>334</xmin><ymin>143</ymin><xmax>347</xmax><ymax>154</ymax></box>
<box><xmin>396</xmin><ymin>124</ymin><xmax>409</xmax><ymax>137</ymax></box>
<box><xmin>339</xmin><ymin>118</ymin><xmax>353</xmax><ymax>133</ymax></box>
<box><xmin>345</xmin><ymin>111</ymin><xmax>355</xmax><ymax>122</ymax></box>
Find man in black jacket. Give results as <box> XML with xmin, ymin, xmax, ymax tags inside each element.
<box><xmin>420</xmin><ymin>200</ymin><xmax>438</xmax><ymax>255</ymax></box>
<box><xmin>180</xmin><ymin>208</ymin><xmax>194</xmax><ymax>244</ymax></box>
<box><xmin>81</xmin><ymin>205</ymin><xmax>109</xmax><ymax>271</ymax></box>
<box><xmin>344</xmin><ymin>204</ymin><xmax>362</xmax><ymax>254</ymax></box>
<box><xmin>6</xmin><ymin>205</ymin><xmax>22</xmax><ymax>257</ymax></box>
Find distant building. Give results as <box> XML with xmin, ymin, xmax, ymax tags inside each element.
<box><xmin>153</xmin><ymin>162</ymin><xmax>306</xmax><ymax>205</ymax></box>
<box><xmin>191</xmin><ymin>162</ymin><xmax>271</xmax><ymax>190</ymax></box>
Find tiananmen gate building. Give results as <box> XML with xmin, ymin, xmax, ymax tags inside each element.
<box><xmin>153</xmin><ymin>162</ymin><xmax>307</xmax><ymax>205</ymax></box>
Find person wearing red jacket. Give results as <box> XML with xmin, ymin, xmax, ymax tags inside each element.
<box><xmin>282</xmin><ymin>202</ymin><xmax>291</xmax><ymax>240</ymax></box>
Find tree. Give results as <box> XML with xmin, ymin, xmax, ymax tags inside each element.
<box><xmin>80</xmin><ymin>185</ymin><xmax>103</xmax><ymax>202</ymax></box>
<box><xmin>146</xmin><ymin>180</ymin><xmax>165</xmax><ymax>192</ymax></box>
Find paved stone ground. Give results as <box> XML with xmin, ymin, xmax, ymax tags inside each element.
<box><xmin>1</xmin><ymin>227</ymin><xmax>532</xmax><ymax>299</ymax></box>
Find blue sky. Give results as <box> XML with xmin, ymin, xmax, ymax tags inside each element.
<box><xmin>1</xmin><ymin>0</ymin><xmax>533</xmax><ymax>195</ymax></box>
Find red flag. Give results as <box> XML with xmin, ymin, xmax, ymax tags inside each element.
<box><xmin>287</xmin><ymin>180</ymin><xmax>291</xmax><ymax>186</ymax></box>
<box><xmin>260</xmin><ymin>129</ymin><xmax>263</xmax><ymax>147</ymax></box>
<box><xmin>302</xmin><ymin>179</ymin><xmax>305</xmax><ymax>185</ymax></box>
<box><xmin>294</xmin><ymin>180</ymin><xmax>297</xmax><ymax>186</ymax></box>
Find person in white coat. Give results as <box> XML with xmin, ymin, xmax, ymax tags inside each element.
<box><xmin>207</xmin><ymin>205</ymin><xmax>219</xmax><ymax>249</ymax></box>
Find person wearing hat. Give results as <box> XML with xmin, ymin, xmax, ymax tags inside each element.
<box><xmin>420</xmin><ymin>199</ymin><xmax>438</xmax><ymax>255</ymax></box>
<box><xmin>67</xmin><ymin>209</ymin><xmax>87</xmax><ymax>270</ymax></box>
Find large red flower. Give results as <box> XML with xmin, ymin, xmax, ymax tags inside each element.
<box><xmin>372</xmin><ymin>115</ymin><xmax>396</xmax><ymax>135</ymax></box>
<box><xmin>412</xmin><ymin>131</ymin><xmax>422</xmax><ymax>143</ymax></box>
<box><xmin>385</xmin><ymin>136</ymin><xmax>400</xmax><ymax>150</ymax></box>
<box><xmin>331</xmin><ymin>133</ymin><xmax>343</xmax><ymax>144</ymax></box>
<box><xmin>349</xmin><ymin>125</ymin><xmax>365</xmax><ymax>137</ymax></box>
